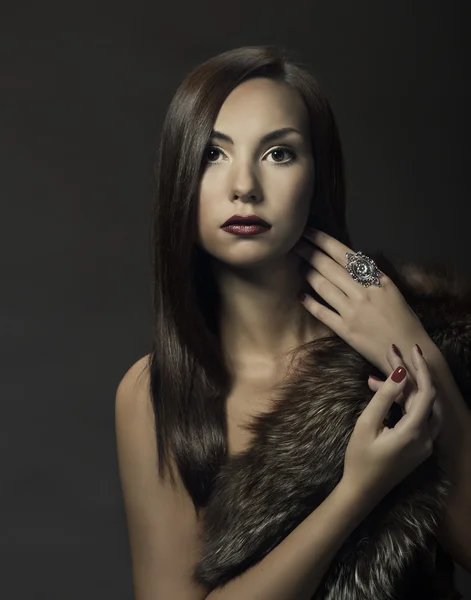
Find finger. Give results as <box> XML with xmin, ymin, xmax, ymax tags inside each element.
<box><xmin>428</xmin><ymin>401</ymin><xmax>442</xmax><ymax>441</ymax></box>
<box><xmin>301</xmin><ymin>228</ymin><xmax>367</xmax><ymax>280</ymax></box>
<box><xmin>401</xmin><ymin>345</ymin><xmax>436</xmax><ymax>427</ymax></box>
<box><xmin>386</xmin><ymin>343</ymin><xmax>418</xmax><ymax>397</ymax></box>
<box><xmin>360</xmin><ymin>366</ymin><xmax>409</xmax><ymax>432</ymax></box>
<box><xmin>295</xmin><ymin>237</ymin><xmax>361</xmax><ymax>298</ymax></box>
<box><xmin>428</xmin><ymin>394</ymin><xmax>444</xmax><ymax>441</ymax></box>
<box><xmin>299</xmin><ymin>293</ymin><xmax>343</xmax><ymax>334</ymax></box>
<box><xmin>367</xmin><ymin>377</ymin><xmax>407</xmax><ymax>416</ymax></box>
<box><xmin>367</xmin><ymin>344</ymin><xmax>402</xmax><ymax>385</ymax></box>
<box><xmin>368</xmin><ymin>344</ymin><xmax>407</xmax><ymax>406</ymax></box>
<box><xmin>367</xmin><ymin>377</ymin><xmax>383</xmax><ymax>391</ymax></box>
<box><xmin>305</xmin><ymin>267</ymin><xmax>349</xmax><ymax>314</ymax></box>
<box><xmin>301</xmin><ymin>228</ymin><xmax>352</xmax><ymax>266</ymax></box>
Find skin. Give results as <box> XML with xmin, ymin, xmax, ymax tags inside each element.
<box><xmin>196</xmin><ymin>77</ymin><xmax>331</xmax><ymax>376</ymax></box>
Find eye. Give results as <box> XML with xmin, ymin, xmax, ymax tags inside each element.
<box><xmin>266</xmin><ymin>146</ymin><xmax>296</xmax><ymax>165</ymax></box>
<box><xmin>204</xmin><ymin>145</ymin><xmax>297</xmax><ymax>166</ymax></box>
<box><xmin>205</xmin><ymin>146</ymin><xmax>224</xmax><ymax>165</ymax></box>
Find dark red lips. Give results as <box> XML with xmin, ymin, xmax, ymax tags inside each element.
<box><xmin>221</xmin><ymin>214</ymin><xmax>271</xmax><ymax>227</ymax></box>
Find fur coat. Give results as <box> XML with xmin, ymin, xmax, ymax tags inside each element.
<box><xmin>193</xmin><ymin>251</ymin><xmax>471</xmax><ymax>600</ymax></box>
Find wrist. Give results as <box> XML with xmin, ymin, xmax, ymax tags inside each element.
<box><xmin>425</xmin><ymin>346</ymin><xmax>471</xmax><ymax>479</ymax></box>
<box><xmin>337</xmin><ymin>476</ymin><xmax>385</xmax><ymax>515</ymax></box>
<box><xmin>426</xmin><ymin>344</ymin><xmax>470</xmax><ymax>427</ymax></box>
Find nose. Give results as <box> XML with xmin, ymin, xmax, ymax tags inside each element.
<box><xmin>230</xmin><ymin>162</ymin><xmax>261</xmax><ymax>203</ymax></box>
<box><xmin>233</xmin><ymin>188</ymin><xmax>258</xmax><ymax>202</ymax></box>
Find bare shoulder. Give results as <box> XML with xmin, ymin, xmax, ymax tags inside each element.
<box><xmin>116</xmin><ymin>353</ymin><xmax>151</xmax><ymax>402</ymax></box>
<box><xmin>115</xmin><ymin>354</ymin><xmax>209</xmax><ymax>600</ymax></box>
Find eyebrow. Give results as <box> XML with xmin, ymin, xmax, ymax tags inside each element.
<box><xmin>210</xmin><ymin>127</ymin><xmax>303</xmax><ymax>146</ymax></box>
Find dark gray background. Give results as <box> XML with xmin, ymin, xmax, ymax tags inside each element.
<box><xmin>2</xmin><ymin>1</ymin><xmax>470</xmax><ymax>598</ymax></box>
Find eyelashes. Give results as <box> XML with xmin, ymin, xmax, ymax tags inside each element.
<box><xmin>204</xmin><ymin>145</ymin><xmax>297</xmax><ymax>167</ymax></box>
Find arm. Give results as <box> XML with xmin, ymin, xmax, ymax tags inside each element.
<box><xmin>436</xmin><ymin>484</ymin><xmax>471</xmax><ymax>575</ymax></box>
<box><xmin>115</xmin><ymin>356</ymin><xmax>210</xmax><ymax>600</ymax></box>
<box><xmin>381</xmin><ymin>260</ymin><xmax>471</xmax><ymax>573</ymax></box>
<box><xmin>419</xmin><ymin>345</ymin><xmax>471</xmax><ymax>574</ymax></box>
<box><xmin>205</xmin><ymin>480</ymin><xmax>380</xmax><ymax>600</ymax></box>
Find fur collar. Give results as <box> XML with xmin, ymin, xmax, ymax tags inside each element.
<box><xmin>193</xmin><ymin>252</ymin><xmax>471</xmax><ymax>599</ymax></box>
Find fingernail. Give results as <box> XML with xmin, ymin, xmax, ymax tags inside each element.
<box><xmin>392</xmin><ymin>344</ymin><xmax>401</xmax><ymax>357</ymax></box>
<box><xmin>415</xmin><ymin>344</ymin><xmax>423</xmax><ymax>356</ymax></box>
<box><xmin>392</xmin><ymin>366</ymin><xmax>407</xmax><ymax>383</ymax></box>
<box><xmin>298</xmin><ymin>292</ymin><xmax>306</xmax><ymax>301</ymax></box>
<box><xmin>369</xmin><ymin>374</ymin><xmax>381</xmax><ymax>381</ymax></box>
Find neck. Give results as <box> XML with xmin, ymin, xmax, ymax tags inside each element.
<box><xmin>212</xmin><ymin>251</ymin><xmax>330</xmax><ymax>370</ymax></box>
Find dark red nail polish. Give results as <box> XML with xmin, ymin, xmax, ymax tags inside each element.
<box><xmin>392</xmin><ymin>344</ymin><xmax>401</xmax><ymax>357</ymax></box>
<box><xmin>369</xmin><ymin>374</ymin><xmax>381</xmax><ymax>381</ymax></box>
<box><xmin>392</xmin><ymin>366</ymin><xmax>406</xmax><ymax>383</ymax></box>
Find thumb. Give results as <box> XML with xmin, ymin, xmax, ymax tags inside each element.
<box><xmin>361</xmin><ymin>367</ymin><xmax>408</xmax><ymax>432</ymax></box>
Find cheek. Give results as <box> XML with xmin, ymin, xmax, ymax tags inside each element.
<box><xmin>196</xmin><ymin>177</ymin><xmax>223</xmax><ymax>248</ymax></box>
<box><xmin>292</xmin><ymin>163</ymin><xmax>315</xmax><ymax>198</ymax></box>
<box><xmin>198</xmin><ymin>174</ymin><xmax>218</xmax><ymax>215</ymax></box>
<box><xmin>275</xmin><ymin>168</ymin><xmax>314</xmax><ymax>214</ymax></box>
<box><xmin>271</xmin><ymin>158</ymin><xmax>314</xmax><ymax>193</ymax></box>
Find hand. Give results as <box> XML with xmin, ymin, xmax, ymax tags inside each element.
<box><xmin>366</xmin><ymin>341</ymin><xmax>471</xmax><ymax>486</ymax></box>
<box><xmin>292</xmin><ymin>227</ymin><xmax>433</xmax><ymax>380</ymax></box>
<box><xmin>343</xmin><ymin>344</ymin><xmax>441</xmax><ymax>501</ymax></box>
<box><xmin>366</xmin><ymin>342</ymin><xmax>444</xmax><ymax>444</ymax></box>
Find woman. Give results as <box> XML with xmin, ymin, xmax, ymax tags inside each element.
<box><xmin>115</xmin><ymin>45</ymin><xmax>470</xmax><ymax>599</ymax></box>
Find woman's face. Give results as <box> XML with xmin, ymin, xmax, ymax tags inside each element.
<box><xmin>196</xmin><ymin>77</ymin><xmax>315</xmax><ymax>269</ymax></box>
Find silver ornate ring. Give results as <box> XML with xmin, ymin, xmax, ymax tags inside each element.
<box><xmin>345</xmin><ymin>251</ymin><xmax>383</xmax><ymax>288</ymax></box>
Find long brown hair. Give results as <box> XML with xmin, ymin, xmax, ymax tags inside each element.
<box><xmin>147</xmin><ymin>45</ymin><xmax>352</xmax><ymax>512</ymax></box>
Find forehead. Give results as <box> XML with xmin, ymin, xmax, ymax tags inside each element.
<box><xmin>213</xmin><ymin>77</ymin><xmax>309</xmax><ymax>133</ymax></box>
